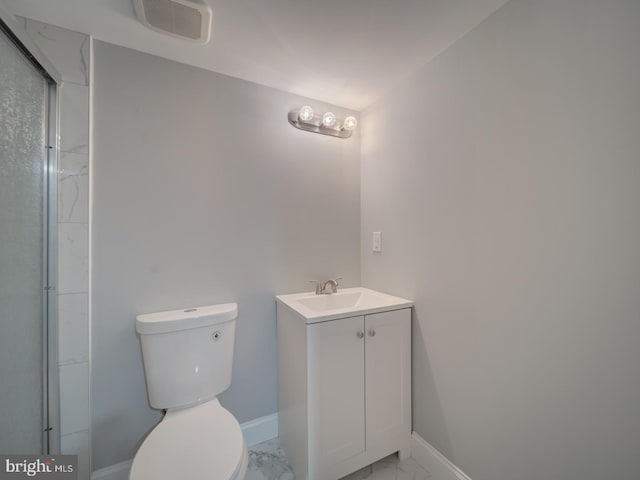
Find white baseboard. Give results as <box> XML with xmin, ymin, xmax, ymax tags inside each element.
<box><xmin>241</xmin><ymin>412</ymin><xmax>279</xmax><ymax>447</ymax></box>
<box><xmin>410</xmin><ymin>432</ymin><xmax>472</xmax><ymax>480</ymax></box>
<box><xmin>91</xmin><ymin>412</ymin><xmax>278</xmax><ymax>480</ymax></box>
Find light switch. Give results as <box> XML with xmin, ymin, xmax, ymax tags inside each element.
<box><xmin>372</xmin><ymin>232</ymin><xmax>382</xmax><ymax>252</ymax></box>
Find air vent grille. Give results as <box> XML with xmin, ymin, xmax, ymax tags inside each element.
<box><xmin>134</xmin><ymin>0</ymin><xmax>212</xmax><ymax>43</ymax></box>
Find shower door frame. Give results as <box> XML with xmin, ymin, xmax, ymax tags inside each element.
<box><xmin>0</xmin><ymin>9</ymin><xmax>62</xmax><ymax>455</ymax></box>
<box><xmin>43</xmin><ymin>78</ymin><xmax>60</xmax><ymax>455</ymax></box>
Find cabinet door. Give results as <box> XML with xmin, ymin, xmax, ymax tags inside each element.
<box><xmin>365</xmin><ymin>309</ymin><xmax>411</xmax><ymax>453</ymax></box>
<box><xmin>308</xmin><ymin>316</ymin><xmax>365</xmax><ymax>476</ymax></box>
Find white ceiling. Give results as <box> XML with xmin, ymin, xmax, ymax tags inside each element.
<box><xmin>3</xmin><ymin>0</ymin><xmax>510</xmax><ymax>110</ymax></box>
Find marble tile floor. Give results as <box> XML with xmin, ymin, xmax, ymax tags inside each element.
<box><xmin>245</xmin><ymin>439</ymin><xmax>294</xmax><ymax>480</ymax></box>
<box><xmin>246</xmin><ymin>438</ymin><xmax>432</xmax><ymax>480</ymax></box>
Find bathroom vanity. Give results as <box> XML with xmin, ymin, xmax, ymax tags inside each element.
<box><xmin>276</xmin><ymin>287</ymin><xmax>413</xmax><ymax>480</ymax></box>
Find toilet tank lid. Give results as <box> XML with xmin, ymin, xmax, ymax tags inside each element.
<box><xmin>136</xmin><ymin>303</ymin><xmax>238</xmax><ymax>335</ymax></box>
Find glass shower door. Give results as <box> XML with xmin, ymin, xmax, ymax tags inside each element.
<box><xmin>0</xmin><ymin>28</ymin><xmax>50</xmax><ymax>453</ymax></box>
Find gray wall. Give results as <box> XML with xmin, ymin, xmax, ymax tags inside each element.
<box><xmin>360</xmin><ymin>0</ymin><xmax>640</xmax><ymax>479</ymax></box>
<box><xmin>91</xmin><ymin>41</ymin><xmax>360</xmax><ymax>469</ymax></box>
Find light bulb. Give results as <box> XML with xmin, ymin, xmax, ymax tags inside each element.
<box><xmin>322</xmin><ymin>112</ymin><xmax>337</xmax><ymax>128</ymax></box>
<box><xmin>342</xmin><ymin>116</ymin><xmax>358</xmax><ymax>131</ymax></box>
<box><xmin>298</xmin><ymin>105</ymin><xmax>314</xmax><ymax>122</ymax></box>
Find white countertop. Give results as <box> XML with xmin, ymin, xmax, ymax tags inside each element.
<box><xmin>276</xmin><ymin>287</ymin><xmax>413</xmax><ymax>323</ymax></box>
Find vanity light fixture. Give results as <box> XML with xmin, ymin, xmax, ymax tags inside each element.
<box><xmin>321</xmin><ymin>112</ymin><xmax>337</xmax><ymax>128</ymax></box>
<box><xmin>299</xmin><ymin>105</ymin><xmax>314</xmax><ymax>122</ymax></box>
<box><xmin>288</xmin><ymin>106</ymin><xmax>358</xmax><ymax>139</ymax></box>
<box><xmin>343</xmin><ymin>116</ymin><xmax>358</xmax><ymax>131</ymax></box>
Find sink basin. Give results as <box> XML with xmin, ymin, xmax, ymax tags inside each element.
<box><xmin>297</xmin><ymin>291</ymin><xmax>384</xmax><ymax>312</ymax></box>
<box><xmin>276</xmin><ymin>287</ymin><xmax>413</xmax><ymax>323</ymax></box>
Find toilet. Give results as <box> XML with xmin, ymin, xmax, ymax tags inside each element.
<box><xmin>130</xmin><ymin>303</ymin><xmax>247</xmax><ymax>480</ymax></box>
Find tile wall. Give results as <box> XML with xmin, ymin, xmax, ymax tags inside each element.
<box><xmin>21</xmin><ymin>18</ymin><xmax>91</xmax><ymax>480</ymax></box>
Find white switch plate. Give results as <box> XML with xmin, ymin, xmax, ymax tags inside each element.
<box><xmin>372</xmin><ymin>232</ymin><xmax>382</xmax><ymax>252</ymax></box>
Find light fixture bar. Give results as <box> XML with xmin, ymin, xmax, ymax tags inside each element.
<box><xmin>288</xmin><ymin>110</ymin><xmax>355</xmax><ymax>139</ymax></box>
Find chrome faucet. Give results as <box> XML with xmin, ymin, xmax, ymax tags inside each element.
<box><xmin>322</xmin><ymin>279</ymin><xmax>339</xmax><ymax>294</ymax></box>
<box><xmin>310</xmin><ymin>278</ymin><xmax>342</xmax><ymax>295</ymax></box>
<box><xmin>309</xmin><ymin>280</ymin><xmax>323</xmax><ymax>295</ymax></box>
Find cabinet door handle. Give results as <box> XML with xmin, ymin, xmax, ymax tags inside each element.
<box><xmin>368</xmin><ymin>329</ymin><xmax>376</xmax><ymax>337</ymax></box>
<box><xmin>357</xmin><ymin>331</ymin><xmax>365</xmax><ymax>339</ymax></box>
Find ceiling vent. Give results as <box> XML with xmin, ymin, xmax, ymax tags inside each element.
<box><xmin>133</xmin><ymin>0</ymin><xmax>212</xmax><ymax>44</ymax></box>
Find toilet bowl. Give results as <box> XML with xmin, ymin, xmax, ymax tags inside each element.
<box><xmin>130</xmin><ymin>303</ymin><xmax>247</xmax><ymax>480</ymax></box>
<box><xmin>130</xmin><ymin>399</ymin><xmax>247</xmax><ymax>480</ymax></box>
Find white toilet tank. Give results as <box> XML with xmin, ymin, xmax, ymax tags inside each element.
<box><xmin>136</xmin><ymin>303</ymin><xmax>238</xmax><ymax>410</ymax></box>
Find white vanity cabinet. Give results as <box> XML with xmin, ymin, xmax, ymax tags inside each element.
<box><xmin>277</xmin><ymin>288</ymin><xmax>412</xmax><ymax>480</ymax></box>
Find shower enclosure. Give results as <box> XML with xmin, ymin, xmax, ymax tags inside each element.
<box><xmin>0</xmin><ymin>14</ymin><xmax>60</xmax><ymax>454</ymax></box>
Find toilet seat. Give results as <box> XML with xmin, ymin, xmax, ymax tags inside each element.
<box><xmin>130</xmin><ymin>398</ymin><xmax>247</xmax><ymax>480</ymax></box>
